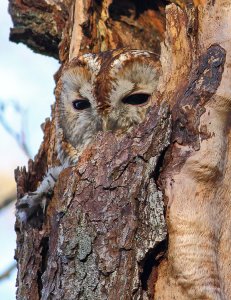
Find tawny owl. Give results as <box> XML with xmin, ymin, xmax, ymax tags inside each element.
<box><xmin>17</xmin><ymin>49</ymin><xmax>161</xmax><ymax>222</ymax></box>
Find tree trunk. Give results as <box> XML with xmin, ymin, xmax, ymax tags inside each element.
<box><xmin>11</xmin><ymin>0</ymin><xmax>231</xmax><ymax>299</ymax></box>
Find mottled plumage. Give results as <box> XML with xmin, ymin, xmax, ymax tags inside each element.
<box><xmin>17</xmin><ymin>49</ymin><xmax>161</xmax><ymax>221</ymax></box>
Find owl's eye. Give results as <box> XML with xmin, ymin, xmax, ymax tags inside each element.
<box><xmin>122</xmin><ymin>93</ymin><xmax>150</xmax><ymax>106</ymax></box>
<box><xmin>72</xmin><ymin>99</ymin><xmax>91</xmax><ymax>110</ymax></box>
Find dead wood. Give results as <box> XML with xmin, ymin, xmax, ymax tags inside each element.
<box><xmin>10</xmin><ymin>0</ymin><xmax>231</xmax><ymax>299</ymax></box>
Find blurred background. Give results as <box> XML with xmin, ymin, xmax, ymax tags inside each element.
<box><xmin>0</xmin><ymin>1</ymin><xmax>59</xmax><ymax>298</ymax></box>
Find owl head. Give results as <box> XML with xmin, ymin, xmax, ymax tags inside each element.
<box><xmin>56</xmin><ymin>49</ymin><xmax>161</xmax><ymax>163</ymax></box>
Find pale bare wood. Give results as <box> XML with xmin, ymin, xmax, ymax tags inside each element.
<box><xmin>155</xmin><ymin>1</ymin><xmax>231</xmax><ymax>299</ymax></box>
<box><xmin>69</xmin><ymin>1</ymin><xmax>86</xmax><ymax>60</ymax></box>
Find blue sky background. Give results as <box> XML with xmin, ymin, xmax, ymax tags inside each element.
<box><xmin>0</xmin><ymin>1</ymin><xmax>59</xmax><ymax>299</ymax></box>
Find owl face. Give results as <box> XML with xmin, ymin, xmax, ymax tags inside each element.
<box><xmin>57</xmin><ymin>49</ymin><xmax>161</xmax><ymax>155</ymax></box>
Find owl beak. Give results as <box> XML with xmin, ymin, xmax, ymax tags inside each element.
<box><xmin>102</xmin><ymin>115</ymin><xmax>109</xmax><ymax>132</ymax></box>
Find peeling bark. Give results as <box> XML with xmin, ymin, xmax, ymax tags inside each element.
<box><xmin>8</xmin><ymin>0</ymin><xmax>70</xmax><ymax>58</ymax></box>
<box><xmin>155</xmin><ymin>2</ymin><xmax>231</xmax><ymax>299</ymax></box>
<box><xmin>15</xmin><ymin>104</ymin><xmax>171</xmax><ymax>299</ymax></box>
<box><xmin>9</xmin><ymin>0</ymin><xmax>191</xmax><ymax>61</ymax></box>
<box><xmin>12</xmin><ymin>0</ymin><xmax>231</xmax><ymax>299</ymax></box>
<box><xmin>42</xmin><ymin>104</ymin><xmax>170</xmax><ymax>299</ymax></box>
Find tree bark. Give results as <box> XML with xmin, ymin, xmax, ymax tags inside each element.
<box><xmin>11</xmin><ymin>0</ymin><xmax>231</xmax><ymax>299</ymax></box>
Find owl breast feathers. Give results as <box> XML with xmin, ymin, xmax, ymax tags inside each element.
<box><xmin>56</xmin><ymin>49</ymin><xmax>161</xmax><ymax>164</ymax></box>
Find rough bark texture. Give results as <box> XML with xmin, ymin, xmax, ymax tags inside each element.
<box><xmin>11</xmin><ymin>0</ymin><xmax>231</xmax><ymax>299</ymax></box>
<box><xmin>8</xmin><ymin>0</ymin><xmax>198</xmax><ymax>61</ymax></box>
<box><xmin>9</xmin><ymin>0</ymin><xmax>168</xmax><ymax>61</ymax></box>
<box><xmin>35</xmin><ymin>104</ymin><xmax>170</xmax><ymax>299</ymax></box>
<box><xmin>15</xmin><ymin>104</ymin><xmax>171</xmax><ymax>300</ymax></box>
